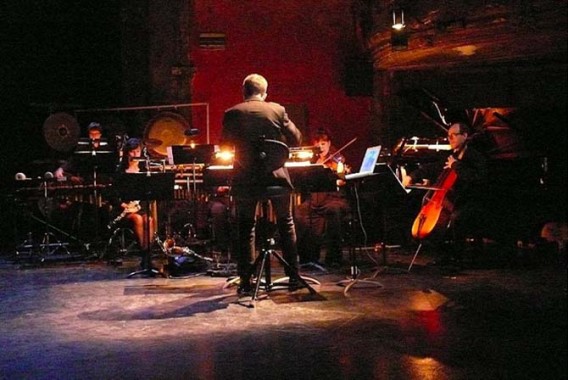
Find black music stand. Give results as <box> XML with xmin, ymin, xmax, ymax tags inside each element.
<box><xmin>168</xmin><ymin>144</ymin><xmax>215</xmax><ymax>166</ymax></box>
<box><xmin>354</xmin><ymin>164</ymin><xmax>411</xmax><ymax>276</ymax></box>
<box><xmin>290</xmin><ymin>165</ymin><xmax>337</xmax><ymax>194</ymax></box>
<box><xmin>289</xmin><ymin>164</ymin><xmax>337</xmax><ymax>272</ymax></box>
<box><xmin>113</xmin><ymin>172</ymin><xmax>175</xmax><ymax>278</ymax></box>
<box><xmin>338</xmin><ymin>173</ymin><xmax>384</xmax><ymax>295</ymax></box>
<box><xmin>74</xmin><ymin>145</ymin><xmax>116</xmax><ymax>245</ymax></box>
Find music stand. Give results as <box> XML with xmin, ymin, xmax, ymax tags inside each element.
<box><xmin>354</xmin><ymin>164</ymin><xmax>411</xmax><ymax>276</ymax></box>
<box><xmin>74</xmin><ymin>145</ymin><xmax>117</xmax><ymax>244</ymax></box>
<box><xmin>113</xmin><ymin>172</ymin><xmax>175</xmax><ymax>277</ymax></box>
<box><xmin>338</xmin><ymin>173</ymin><xmax>384</xmax><ymax>295</ymax></box>
<box><xmin>289</xmin><ymin>165</ymin><xmax>337</xmax><ymax>194</ymax></box>
<box><xmin>289</xmin><ymin>164</ymin><xmax>337</xmax><ymax>272</ymax></box>
<box><xmin>168</xmin><ymin>144</ymin><xmax>215</xmax><ymax>166</ymax></box>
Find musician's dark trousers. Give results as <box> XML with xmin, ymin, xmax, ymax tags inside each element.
<box><xmin>295</xmin><ymin>192</ymin><xmax>349</xmax><ymax>266</ymax></box>
<box><xmin>233</xmin><ymin>187</ymin><xmax>298</xmax><ymax>282</ymax></box>
<box><xmin>208</xmin><ymin>196</ymin><xmax>231</xmax><ymax>253</ymax></box>
<box><xmin>443</xmin><ymin>202</ymin><xmax>486</xmax><ymax>266</ymax></box>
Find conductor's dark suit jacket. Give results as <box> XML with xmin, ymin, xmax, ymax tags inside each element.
<box><xmin>221</xmin><ymin>99</ymin><xmax>302</xmax><ymax>194</ymax></box>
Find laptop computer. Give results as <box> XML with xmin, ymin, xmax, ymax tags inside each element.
<box><xmin>345</xmin><ymin>145</ymin><xmax>381</xmax><ymax>180</ymax></box>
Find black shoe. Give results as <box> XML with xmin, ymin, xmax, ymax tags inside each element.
<box><xmin>237</xmin><ymin>277</ymin><xmax>252</xmax><ymax>296</ymax></box>
<box><xmin>288</xmin><ymin>276</ymin><xmax>302</xmax><ymax>292</ymax></box>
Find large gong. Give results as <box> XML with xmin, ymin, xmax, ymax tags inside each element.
<box><xmin>42</xmin><ymin>112</ymin><xmax>81</xmax><ymax>152</ymax></box>
<box><xmin>143</xmin><ymin>112</ymin><xmax>190</xmax><ymax>157</ymax></box>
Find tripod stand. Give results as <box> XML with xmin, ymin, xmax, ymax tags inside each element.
<box><xmin>249</xmin><ymin>197</ymin><xmax>319</xmax><ymax>304</ymax></box>
<box><xmin>113</xmin><ymin>172</ymin><xmax>175</xmax><ymax>278</ymax></box>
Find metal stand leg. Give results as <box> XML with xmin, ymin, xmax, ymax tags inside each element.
<box><xmin>408</xmin><ymin>242</ymin><xmax>423</xmax><ymax>272</ymax></box>
<box><xmin>247</xmin><ymin>245</ymin><xmax>319</xmax><ymax>307</ymax></box>
<box><xmin>237</xmin><ymin>199</ymin><xmax>319</xmax><ymax>307</ymax></box>
<box><xmin>336</xmin><ymin>195</ymin><xmax>383</xmax><ymax>296</ymax></box>
<box><xmin>103</xmin><ymin>227</ymin><xmax>139</xmax><ymax>260</ymax></box>
<box><xmin>337</xmin><ymin>245</ymin><xmax>383</xmax><ymax>296</ymax></box>
<box><xmin>40</xmin><ymin>231</ymin><xmax>70</xmax><ymax>256</ymax></box>
<box><xmin>128</xmin><ymin>201</ymin><xmax>166</xmax><ymax>278</ymax></box>
<box><xmin>207</xmin><ymin>197</ymin><xmax>237</xmax><ymax>277</ymax></box>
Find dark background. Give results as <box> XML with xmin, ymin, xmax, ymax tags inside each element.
<box><xmin>1</xmin><ymin>1</ymin><xmax>122</xmax><ymax>174</ymax></box>
<box><xmin>1</xmin><ymin>1</ymin><xmax>566</xmax><ymax>252</ymax></box>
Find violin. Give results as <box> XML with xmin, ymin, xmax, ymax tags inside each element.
<box><xmin>318</xmin><ymin>137</ymin><xmax>357</xmax><ymax>175</ymax></box>
<box><xmin>318</xmin><ymin>151</ymin><xmax>347</xmax><ymax>171</ymax></box>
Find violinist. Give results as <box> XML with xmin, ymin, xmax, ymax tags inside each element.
<box><xmin>313</xmin><ymin>131</ymin><xmax>351</xmax><ymax>181</ymax></box>
<box><xmin>402</xmin><ymin>122</ymin><xmax>488</xmax><ymax>269</ymax></box>
<box><xmin>295</xmin><ymin>128</ymin><xmax>351</xmax><ymax>269</ymax></box>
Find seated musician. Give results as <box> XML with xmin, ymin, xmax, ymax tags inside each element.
<box><xmin>294</xmin><ymin>128</ymin><xmax>351</xmax><ymax>269</ymax></box>
<box><xmin>402</xmin><ymin>122</ymin><xmax>488</xmax><ymax>268</ymax></box>
<box><xmin>52</xmin><ymin>122</ymin><xmax>113</xmax><ymax>237</ymax></box>
<box><xmin>54</xmin><ymin>122</ymin><xmax>109</xmax><ymax>182</ymax></box>
<box><xmin>110</xmin><ymin>137</ymin><xmax>155</xmax><ymax>250</ymax></box>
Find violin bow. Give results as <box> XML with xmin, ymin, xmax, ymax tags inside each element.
<box><xmin>321</xmin><ymin>137</ymin><xmax>358</xmax><ymax>165</ymax></box>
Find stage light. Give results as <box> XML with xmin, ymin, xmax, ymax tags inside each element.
<box><xmin>215</xmin><ymin>150</ymin><xmax>234</xmax><ymax>162</ymax></box>
<box><xmin>392</xmin><ymin>9</ymin><xmax>405</xmax><ymax>30</ymax></box>
<box><xmin>391</xmin><ymin>9</ymin><xmax>408</xmax><ymax>50</ymax></box>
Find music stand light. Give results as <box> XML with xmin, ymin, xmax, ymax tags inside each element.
<box><xmin>167</xmin><ymin>144</ymin><xmax>215</xmax><ymax>165</ymax></box>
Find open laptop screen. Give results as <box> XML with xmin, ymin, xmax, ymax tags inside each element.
<box><xmin>358</xmin><ymin>145</ymin><xmax>381</xmax><ymax>174</ymax></box>
<box><xmin>345</xmin><ymin>145</ymin><xmax>381</xmax><ymax>180</ymax></box>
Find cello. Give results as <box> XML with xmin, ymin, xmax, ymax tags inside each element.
<box><xmin>410</xmin><ymin>147</ymin><xmax>465</xmax><ymax>240</ymax></box>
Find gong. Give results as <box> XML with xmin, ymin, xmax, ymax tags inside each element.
<box><xmin>143</xmin><ymin>112</ymin><xmax>190</xmax><ymax>157</ymax></box>
<box><xmin>42</xmin><ymin>112</ymin><xmax>81</xmax><ymax>152</ymax></box>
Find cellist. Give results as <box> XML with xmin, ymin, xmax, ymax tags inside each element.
<box><xmin>402</xmin><ymin>122</ymin><xmax>487</xmax><ymax>269</ymax></box>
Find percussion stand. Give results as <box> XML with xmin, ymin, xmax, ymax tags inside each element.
<box><xmin>206</xmin><ymin>193</ymin><xmax>237</xmax><ymax>277</ymax></box>
<box><xmin>181</xmin><ymin>152</ymin><xmax>206</xmax><ymax>245</ymax></box>
<box><xmin>38</xmin><ymin>177</ymin><xmax>70</xmax><ymax>257</ymax></box>
<box><xmin>80</xmin><ymin>144</ymin><xmax>114</xmax><ymax>252</ymax></box>
<box><xmin>189</xmin><ymin>156</ymin><xmax>200</xmax><ymax>242</ymax></box>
